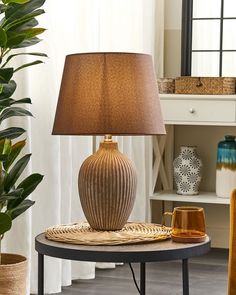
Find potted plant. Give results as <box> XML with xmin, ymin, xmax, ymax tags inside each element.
<box><xmin>0</xmin><ymin>0</ymin><xmax>46</xmax><ymax>293</ymax></box>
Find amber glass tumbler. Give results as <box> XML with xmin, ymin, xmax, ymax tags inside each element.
<box><xmin>165</xmin><ymin>206</ymin><xmax>206</xmax><ymax>243</ymax></box>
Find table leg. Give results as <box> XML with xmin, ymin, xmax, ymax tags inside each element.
<box><xmin>182</xmin><ymin>258</ymin><xmax>189</xmax><ymax>295</ymax></box>
<box><xmin>38</xmin><ymin>253</ymin><xmax>44</xmax><ymax>295</ymax></box>
<box><xmin>140</xmin><ymin>262</ymin><xmax>146</xmax><ymax>295</ymax></box>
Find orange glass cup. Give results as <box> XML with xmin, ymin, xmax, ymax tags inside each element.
<box><xmin>163</xmin><ymin>206</ymin><xmax>206</xmax><ymax>243</ymax></box>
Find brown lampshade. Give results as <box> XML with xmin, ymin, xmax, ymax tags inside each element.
<box><xmin>52</xmin><ymin>52</ymin><xmax>165</xmax><ymax>135</ymax></box>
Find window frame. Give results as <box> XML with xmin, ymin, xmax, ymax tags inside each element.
<box><xmin>181</xmin><ymin>0</ymin><xmax>236</xmax><ymax>76</ymax></box>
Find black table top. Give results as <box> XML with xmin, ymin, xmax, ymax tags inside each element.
<box><xmin>35</xmin><ymin>233</ymin><xmax>211</xmax><ymax>263</ymax></box>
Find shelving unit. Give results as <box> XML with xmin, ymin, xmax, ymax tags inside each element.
<box><xmin>150</xmin><ymin>191</ymin><xmax>230</xmax><ymax>205</ymax></box>
<box><xmin>150</xmin><ymin>93</ymin><xmax>236</xmax><ymax>248</ymax></box>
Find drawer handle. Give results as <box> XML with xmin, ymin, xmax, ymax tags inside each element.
<box><xmin>189</xmin><ymin>108</ymin><xmax>195</xmax><ymax>114</ymax></box>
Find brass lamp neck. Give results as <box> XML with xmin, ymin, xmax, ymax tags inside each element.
<box><xmin>104</xmin><ymin>134</ymin><xmax>113</xmax><ymax>142</ymax></box>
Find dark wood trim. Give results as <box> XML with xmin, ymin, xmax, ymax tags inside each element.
<box><xmin>219</xmin><ymin>0</ymin><xmax>224</xmax><ymax>76</ymax></box>
<box><xmin>181</xmin><ymin>0</ymin><xmax>193</xmax><ymax>76</ymax></box>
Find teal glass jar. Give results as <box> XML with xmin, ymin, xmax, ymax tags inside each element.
<box><xmin>216</xmin><ymin>135</ymin><xmax>236</xmax><ymax>198</ymax></box>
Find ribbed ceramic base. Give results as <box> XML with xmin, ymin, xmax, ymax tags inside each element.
<box><xmin>78</xmin><ymin>141</ymin><xmax>137</xmax><ymax>230</ymax></box>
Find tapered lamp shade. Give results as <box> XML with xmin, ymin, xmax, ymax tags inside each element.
<box><xmin>53</xmin><ymin>52</ymin><xmax>165</xmax><ymax>231</ymax></box>
<box><xmin>52</xmin><ymin>53</ymin><xmax>165</xmax><ymax>135</ymax></box>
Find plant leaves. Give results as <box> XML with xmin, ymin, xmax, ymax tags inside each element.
<box><xmin>14</xmin><ymin>60</ymin><xmax>43</xmax><ymax>72</ymax></box>
<box><xmin>21</xmin><ymin>27</ymin><xmax>45</xmax><ymax>38</ymax></box>
<box><xmin>0</xmin><ymin>212</ymin><xmax>12</xmax><ymax>235</ymax></box>
<box><xmin>0</xmin><ymin>4</ymin><xmax>8</xmax><ymax>14</ymax></box>
<box><xmin>6</xmin><ymin>31</ymin><xmax>26</xmax><ymax>47</ymax></box>
<box><xmin>17</xmin><ymin>173</ymin><xmax>43</xmax><ymax>200</ymax></box>
<box><xmin>0</xmin><ymin>80</ymin><xmax>17</xmax><ymax>99</ymax></box>
<box><xmin>7</xmin><ymin>199</ymin><xmax>34</xmax><ymax>219</ymax></box>
<box><xmin>0</xmin><ymin>27</ymin><xmax>7</xmax><ymax>47</ymax></box>
<box><xmin>3</xmin><ymin>0</ymin><xmax>30</xmax><ymax>4</ymax></box>
<box><xmin>4</xmin><ymin>9</ymin><xmax>45</xmax><ymax>31</ymax></box>
<box><xmin>0</xmin><ymin>106</ymin><xmax>32</xmax><ymax>123</ymax></box>
<box><xmin>0</xmin><ymin>194</ymin><xmax>19</xmax><ymax>202</ymax></box>
<box><xmin>0</xmin><ymin>138</ymin><xmax>12</xmax><ymax>158</ymax></box>
<box><xmin>13</xmin><ymin>36</ymin><xmax>41</xmax><ymax>48</ymax></box>
<box><xmin>5</xmin><ymin>0</ymin><xmax>46</xmax><ymax>20</ymax></box>
<box><xmin>10</xmin><ymin>97</ymin><xmax>31</xmax><ymax>105</ymax></box>
<box><xmin>0</xmin><ymin>154</ymin><xmax>8</xmax><ymax>161</ymax></box>
<box><xmin>2</xmin><ymin>52</ymin><xmax>47</xmax><ymax>67</ymax></box>
<box><xmin>4</xmin><ymin>153</ymin><xmax>31</xmax><ymax>193</ymax></box>
<box><xmin>0</xmin><ymin>127</ymin><xmax>25</xmax><ymax>140</ymax></box>
<box><xmin>0</xmin><ymin>68</ymin><xmax>13</xmax><ymax>83</ymax></box>
<box><xmin>3</xmin><ymin>139</ymin><xmax>26</xmax><ymax>171</ymax></box>
<box><xmin>2</xmin><ymin>138</ymin><xmax>11</xmax><ymax>155</ymax></box>
<box><xmin>8</xmin><ymin>173</ymin><xmax>43</xmax><ymax>209</ymax></box>
<box><xmin>0</xmin><ymin>188</ymin><xmax>23</xmax><ymax>203</ymax></box>
<box><xmin>0</xmin><ymin>98</ymin><xmax>11</xmax><ymax>109</ymax></box>
<box><xmin>14</xmin><ymin>17</ymin><xmax>38</xmax><ymax>32</ymax></box>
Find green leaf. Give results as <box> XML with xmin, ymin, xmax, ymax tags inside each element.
<box><xmin>4</xmin><ymin>153</ymin><xmax>31</xmax><ymax>192</ymax></box>
<box><xmin>0</xmin><ymin>188</ymin><xmax>23</xmax><ymax>203</ymax></box>
<box><xmin>10</xmin><ymin>97</ymin><xmax>31</xmax><ymax>105</ymax></box>
<box><xmin>2</xmin><ymin>52</ymin><xmax>47</xmax><ymax>67</ymax></box>
<box><xmin>3</xmin><ymin>0</ymin><xmax>30</xmax><ymax>4</ymax></box>
<box><xmin>2</xmin><ymin>138</ymin><xmax>11</xmax><ymax>155</ymax></box>
<box><xmin>6</xmin><ymin>31</ymin><xmax>26</xmax><ymax>47</ymax></box>
<box><xmin>17</xmin><ymin>173</ymin><xmax>43</xmax><ymax>200</ymax></box>
<box><xmin>0</xmin><ymin>154</ymin><xmax>8</xmax><ymax>161</ymax></box>
<box><xmin>0</xmin><ymin>98</ymin><xmax>11</xmax><ymax>109</ymax></box>
<box><xmin>0</xmin><ymin>80</ymin><xmax>17</xmax><ymax>99</ymax></box>
<box><xmin>21</xmin><ymin>27</ymin><xmax>45</xmax><ymax>39</ymax></box>
<box><xmin>0</xmin><ymin>4</ymin><xmax>8</xmax><ymax>14</ymax></box>
<box><xmin>5</xmin><ymin>0</ymin><xmax>46</xmax><ymax>20</ymax></box>
<box><xmin>0</xmin><ymin>138</ymin><xmax>11</xmax><ymax>156</ymax></box>
<box><xmin>0</xmin><ymin>127</ymin><xmax>25</xmax><ymax>140</ymax></box>
<box><xmin>13</xmin><ymin>36</ymin><xmax>41</xmax><ymax>48</ymax></box>
<box><xmin>0</xmin><ymin>212</ymin><xmax>12</xmax><ymax>235</ymax></box>
<box><xmin>0</xmin><ymin>139</ymin><xmax>5</xmax><ymax>154</ymax></box>
<box><xmin>0</xmin><ymin>194</ymin><xmax>19</xmax><ymax>202</ymax></box>
<box><xmin>3</xmin><ymin>139</ymin><xmax>26</xmax><ymax>171</ymax></box>
<box><xmin>0</xmin><ymin>106</ymin><xmax>32</xmax><ymax>123</ymax></box>
<box><xmin>4</xmin><ymin>9</ymin><xmax>45</xmax><ymax>31</ymax></box>
<box><xmin>14</xmin><ymin>18</ymin><xmax>38</xmax><ymax>32</ymax></box>
<box><xmin>14</xmin><ymin>60</ymin><xmax>43</xmax><ymax>72</ymax></box>
<box><xmin>8</xmin><ymin>173</ymin><xmax>43</xmax><ymax>209</ymax></box>
<box><xmin>0</xmin><ymin>68</ymin><xmax>13</xmax><ymax>83</ymax></box>
<box><xmin>0</xmin><ymin>27</ymin><xmax>7</xmax><ymax>47</ymax></box>
<box><xmin>7</xmin><ymin>199</ymin><xmax>34</xmax><ymax>219</ymax></box>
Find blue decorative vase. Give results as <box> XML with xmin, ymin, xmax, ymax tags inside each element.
<box><xmin>216</xmin><ymin>135</ymin><xmax>236</xmax><ymax>198</ymax></box>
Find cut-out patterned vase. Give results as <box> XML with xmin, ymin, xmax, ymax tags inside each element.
<box><xmin>173</xmin><ymin>146</ymin><xmax>202</xmax><ymax>195</ymax></box>
<box><xmin>216</xmin><ymin>135</ymin><xmax>236</xmax><ymax>198</ymax></box>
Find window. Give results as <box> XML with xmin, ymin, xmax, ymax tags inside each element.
<box><xmin>181</xmin><ymin>0</ymin><xmax>236</xmax><ymax>76</ymax></box>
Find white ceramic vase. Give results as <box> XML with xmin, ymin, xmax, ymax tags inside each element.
<box><xmin>173</xmin><ymin>146</ymin><xmax>202</xmax><ymax>195</ymax></box>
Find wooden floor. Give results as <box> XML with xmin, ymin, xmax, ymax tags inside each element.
<box><xmin>58</xmin><ymin>249</ymin><xmax>228</xmax><ymax>295</ymax></box>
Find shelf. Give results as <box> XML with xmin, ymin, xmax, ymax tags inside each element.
<box><xmin>160</xmin><ymin>93</ymin><xmax>236</xmax><ymax>101</ymax></box>
<box><xmin>150</xmin><ymin>191</ymin><xmax>230</xmax><ymax>205</ymax></box>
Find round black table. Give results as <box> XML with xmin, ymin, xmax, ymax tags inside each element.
<box><xmin>35</xmin><ymin>233</ymin><xmax>211</xmax><ymax>295</ymax></box>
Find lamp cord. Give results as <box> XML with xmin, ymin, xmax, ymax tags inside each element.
<box><xmin>128</xmin><ymin>263</ymin><xmax>141</xmax><ymax>294</ymax></box>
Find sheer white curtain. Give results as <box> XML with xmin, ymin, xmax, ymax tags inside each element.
<box><xmin>2</xmin><ymin>0</ymin><xmax>164</xmax><ymax>293</ymax></box>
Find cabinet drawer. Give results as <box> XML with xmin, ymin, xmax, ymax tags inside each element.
<box><xmin>160</xmin><ymin>99</ymin><xmax>236</xmax><ymax>123</ymax></box>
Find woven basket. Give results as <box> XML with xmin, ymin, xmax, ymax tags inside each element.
<box><xmin>175</xmin><ymin>77</ymin><xmax>235</xmax><ymax>95</ymax></box>
<box><xmin>0</xmin><ymin>254</ymin><xmax>27</xmax><ymax>295</ymax></box>
<box><xmin>46</xmin><ymin>222</ymin><xmax>171</xmax><ymax>246</ymax></box>
<box><xmin>157</xmin><ymin>78</ymin><xmax>175</xmax><ymax>94</ymax></box>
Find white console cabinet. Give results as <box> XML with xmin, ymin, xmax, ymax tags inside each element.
<box><xmin>150</xmin><ymin>94</ymin><xmax>236</xmax><ymax>248</ymax></box>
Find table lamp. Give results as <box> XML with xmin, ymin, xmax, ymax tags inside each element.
<box><xmin>52</xmin><ymin>52</ymin><xmax>165</xmax><ymax>231</ymax></box>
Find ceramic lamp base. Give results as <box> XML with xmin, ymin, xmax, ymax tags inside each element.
<box><xmin>78</xmin><ymin>141</ymin><xmax>137</xmax><ymax>231</ymax></box>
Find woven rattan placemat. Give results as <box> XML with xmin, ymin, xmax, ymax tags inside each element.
<box><xmin>45</xmin><ymin>222</ymin><xmax>171</xmax><ymax>245</ymax></box>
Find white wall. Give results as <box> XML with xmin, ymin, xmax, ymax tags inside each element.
<box><xmin>164</xmin><ymin>0</ymin><xmax>182</xmax><ymax>77</ymax></box>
